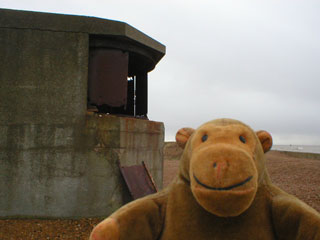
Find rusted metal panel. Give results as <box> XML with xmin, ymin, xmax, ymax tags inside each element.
<box><xmin>120</xmin><ymin>161</ymin><xmax>157</xmax><ymax>200</ymax></box>
<box><xmin>88</xmin><ymin>49</ymin><xmax>128</xmax><ymax>107</ymax></box>
<box><xmin>142</xmin><ymin>161</ymin><xmax>158</xmax><ymax>192</ymax></box>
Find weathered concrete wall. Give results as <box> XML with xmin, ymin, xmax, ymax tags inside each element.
<box><xmin>86</xmin><ymin>113</ymin><xmax>164</xmax><ymax>193</ymax></box>
<box><xmin>0</xmin><ymin>28</ymin><xmax>88</xmax><ymax>124</ymax></box>
<box><xmin>0</xmin><ymin>25</ymin><xmax>164</xmax><ymax>218</ymax></box>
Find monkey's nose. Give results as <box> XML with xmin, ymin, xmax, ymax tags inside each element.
<box><xmin>213</xmin><ymin>162</ymin><xmax>227</xmax><ymax>180</ymax></box>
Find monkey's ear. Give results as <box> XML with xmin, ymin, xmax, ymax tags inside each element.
<box><xmin>175</xmin><ymin>128</ymin><xmax>195</xmax><ymax>149</ymax></box>
<box><xmin>256</xmin><ymin>130</ymin><xmax>273</xmax><ymax>153</ymax></box>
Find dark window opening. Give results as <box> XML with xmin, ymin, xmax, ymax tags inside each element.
<box><xmin>87</xmin><ymin>47</ymin><xmax>148</xmax><ymax>119</ymax></box>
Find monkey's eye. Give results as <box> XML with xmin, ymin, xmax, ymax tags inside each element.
<box><xmin>202</xmin><ymin>134</ymin><xmax>208</xmax><ymax>142</ymax></box>
<box><xmin>239</xmin><ymin>135</ymin><xmax>246</xmax><ymax>143</ymax></box>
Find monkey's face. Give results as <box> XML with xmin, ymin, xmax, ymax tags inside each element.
<box><xmin>189</xmin><ymin>123</ymin><xmax>260</xmax><ymax>217</ymax></box>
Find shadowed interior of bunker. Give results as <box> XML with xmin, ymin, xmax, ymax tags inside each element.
<box><xmin>88</xmin><ymin>35</ymin><xmax>152</xmax><ymax>118</ymax></box>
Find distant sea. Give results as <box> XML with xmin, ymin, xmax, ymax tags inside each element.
<box><xmin>272</xmin><ymin>145</ymin><xmax>320</xmax><ymax>154</ymax></box>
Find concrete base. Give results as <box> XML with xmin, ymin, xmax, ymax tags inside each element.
<box><xmin>0</xmin><ymin>114</ymin><xmax>164</xmax><ymax>218</ymax></box>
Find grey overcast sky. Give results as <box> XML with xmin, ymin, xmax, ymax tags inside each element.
<box><xmin>1</xmin><ymin>0</ymin><xmax>320</xmax><ymax>145</ymax></box>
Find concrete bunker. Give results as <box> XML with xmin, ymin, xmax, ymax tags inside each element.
<box><xmin>0</xmin><ymin>8</ymin><xmax>165</xmax><ymax>218</ymax></box>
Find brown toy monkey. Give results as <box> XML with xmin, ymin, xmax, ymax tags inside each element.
<box><xmin>90</xmin><ymin>119</ymin><xmax>320</xmax><ymax>240</ymax></box>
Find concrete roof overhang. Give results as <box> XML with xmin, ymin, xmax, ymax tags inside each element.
<box><xmin>0</xmin><ymin>8</ymin><xmax>166</xmax><ymax>72</ymax></box>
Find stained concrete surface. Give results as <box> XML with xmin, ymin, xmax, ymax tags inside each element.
<box><xmin>0</xmin><ymin>9</ymin><xmax>165</xmax><ymax>218</ymax></box>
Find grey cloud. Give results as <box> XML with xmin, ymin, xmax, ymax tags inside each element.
<box><xmin>1</xmin><ymin>0</ymin><xmax>319</xmax><ymax>144</ymax></box>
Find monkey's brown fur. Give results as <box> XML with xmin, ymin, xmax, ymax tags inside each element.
<box><xmin>90</xmin><ymin>119</ymin><xmax>320</xmax><ymax>240</ymax></box>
